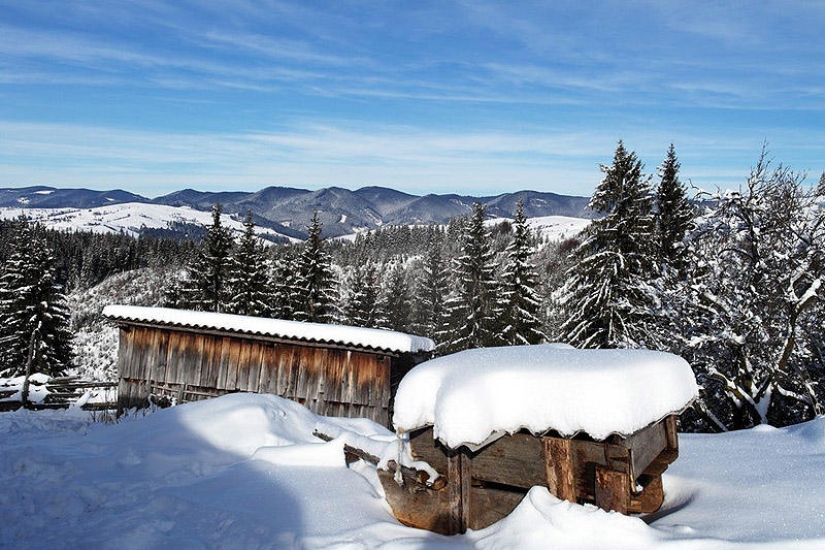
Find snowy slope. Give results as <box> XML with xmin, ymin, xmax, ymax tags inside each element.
<box><xmin>0</xmin><ymin>202</ymin><xmax>298</xmax><ymax>242</ymax></box>
<box><xmin>527</xmin><ymin>215</ymin><xmax>590</xmax><ymax>241</ymax></box>
<box><xmin>0</xmin><ymin>393</ymin><xmax>822</xmax><ymax>548</ymax></box>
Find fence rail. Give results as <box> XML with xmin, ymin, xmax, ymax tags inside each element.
<box><xmin>0</xmin><ymin>376</ymin><xmax>118</xmax><ymax>412</ymax></box>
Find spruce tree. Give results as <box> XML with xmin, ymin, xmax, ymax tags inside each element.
<box><xmin>228</xmin><ymin>212</ymin><xmax>271</xmax><ymax>317</ymax></box>
<box><xmin>559</xmin><ymin>141</ymin><xmax>657</xmax><ymax>348</ymax></box>
<box><xmin>0</xmin><ymin>217</ymin><xmax>73</xmax><ymax>377</ymax></box>
<box><xmin>343</xmin><ymin>261</ymin><xmax>381</xmax><ymax>327</ymax></box>
<box><xmin>270</xmin><ymin>246</ymin><xmax>302</xmax><ymax>320</ymax></box>
<box><xmin>440</xmin><ymin>203</ymin><xmax>501</xmax><ymax>352</ymax></box>
<box><xmin>654</xmin><ymin>144</ymin><xmax>694</xmax><ymax>271</ymax></box>
<box><xmin>412</xmin><ymin>231</ymin><xmax>448</xmax><ymax>340</ymax></box>
<box><xmin>295</xmin><ymin>211</ymin><xmax>336</xmax><ymax>323</ymax></box>
<box><xmin>178</xmin><ymin>203</ymin><xmax>235</xmax><ymax>312</ymax></box>
<box><xmin>382</xmin><ymin>263</ymin><xmax>412</xmax><ymax>332</ymax></box>
<box><xmin>500</xmin><ymin>199</ymin><xmax>546</xmax><ymax>345</ymax></box>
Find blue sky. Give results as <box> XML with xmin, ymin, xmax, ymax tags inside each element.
<box><xmin>1</xmin><ymin>1</ymin><xmax>823</xmax><ymax>198</ymax></box>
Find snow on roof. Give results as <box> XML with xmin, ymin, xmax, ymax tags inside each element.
<box><xmin>393</xmin><ymin>344</ymin><xmax>698</xmax><ymax>448</ymax></box>
<box><xmin>102</xmin><ymin>305</ymin><xmax>435</xmax><ymax>355</ymax></box>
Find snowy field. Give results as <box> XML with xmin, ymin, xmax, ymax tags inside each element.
<box><xmin>1</xmin><ymin>393</ymin><xmax>823</xmax><ymax>549</ymax></box>
<box><xmin>0</xmin><ymin>203</ymin><xmax>297</xmax><ymax>242</ymax></box>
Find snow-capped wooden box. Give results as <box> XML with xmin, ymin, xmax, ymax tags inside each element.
<box><xmin>383</xmin><ymin>345</ymin><xmax>697</xmax><ymax>534</ymax></box>
<box><xmin>380</xmin><ymin>416</ymin><xmax>679</xmax><ymax>534</ymax></box>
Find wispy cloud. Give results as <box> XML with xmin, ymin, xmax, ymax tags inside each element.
<box><xmin>3</xmin><ymin>119</ymin><xmax>821</xmax><ymax>197</ymax></box>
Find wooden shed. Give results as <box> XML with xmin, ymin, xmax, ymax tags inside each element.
<box><xmin>102</xmin><ymin>305</ymin><xmax>434</xmax><ymax>427</ymax></box>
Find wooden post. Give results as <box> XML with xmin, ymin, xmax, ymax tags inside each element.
<box><xmin>544</xmin><ymin>437</ymin><xmax>576</xmax><ymax>502</ymax></box>
<box><xmin>447</xmin><ymin>450</ymin><xmax>470</xmax><ymax>534</ymax></box>
<box><xmin>595</xmin><ymin>467</ymin><xmax>629</xmax><ymax>514</ymax></box>
<box><xmin>21</xmin><ymin>329</ymin><xmax>40</xmax><ymax>410</ymax></box>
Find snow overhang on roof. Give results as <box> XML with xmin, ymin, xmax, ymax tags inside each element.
<box><xmin>392</xmin><ymin>344</ymin><xmax>698</xmax><ymax>449</ymax></box>
<box><xmin>102</xmin><ymin>305</ymin><xmax>435</xmax><ymax>355</ymax></box>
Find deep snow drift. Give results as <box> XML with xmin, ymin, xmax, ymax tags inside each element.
<box><xmin>1</xmin><ymin>393</ymin><xmax>823</xmax><ymax>549</ymax></box>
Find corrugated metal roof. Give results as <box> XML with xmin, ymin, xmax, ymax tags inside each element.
<box><xmin>102</xmin><ymin>305</ymin><xmax>435</xmax><ymax>355</ymax></box>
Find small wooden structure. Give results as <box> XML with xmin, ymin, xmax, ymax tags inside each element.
<box><xmin>379</xmin><ymin>416</ymin><xmax>679</xmax><ymax>535</ymax></box>
<box><xmin>103</xmin><ymin>305</ymin><xmax>434</xmax><ymax>427</ymax></box>
<box><xmin>381</xmin><ymin>345</ymin><xmax>697</xmax><ymax>534</ymax></box>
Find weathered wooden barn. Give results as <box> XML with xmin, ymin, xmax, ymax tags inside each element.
<box><xmin>103</xmin><ymin>305</ymin><xmax>434</xmax><ymax>427</ymax></box>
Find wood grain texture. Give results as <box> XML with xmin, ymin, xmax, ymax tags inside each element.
<box><xmin>114</xmin><ymin>323</ymin><xmax>412</xmax><ymax>427</ymax></box>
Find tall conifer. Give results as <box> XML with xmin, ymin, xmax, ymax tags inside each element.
<box><xmin>0</xmin><ymin>217</ymin><xmax>73</xmax><ymax>376</ymax></box>
<box><xmin>654</xmin><ymin>144</ymin><xmax>694</xmax><ymax>271</ymax></box>
<box><xmin>559</xmin><ymin>141</ymin><xmax>657</xmax><ymax>348</ymax></box>
<box><xmin>228</xmin><ymin>211</ymin><xmax>271</xmax><ymax>317</ymax></box>
<box><xmin>500</xmin><ymin>199</ymin><xmax>546</xmax><ymax>345</ymax></box>
<box><xmin>295</xmin><ymin>211</ymin><xmax>336</xmax><ymax>323</ymax></box>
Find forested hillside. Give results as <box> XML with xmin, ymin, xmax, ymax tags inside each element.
<box><xmin>2</xmin><ymin>145</ymin><xmax>824</xmax><ymax>434</ymax></box>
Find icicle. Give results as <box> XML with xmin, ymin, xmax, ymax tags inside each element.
<box><xmin>394</xmin><ymin>429</ymin><xmax>404</xmax><ymax>485</ymax></box>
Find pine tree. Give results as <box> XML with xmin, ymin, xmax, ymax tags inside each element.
<box><xmin>343</xmin><ymin>261</ymin><xmax>381</xmax><ymax>327</ymax></box>
<box><xmin>382</xmin><ymin>263</ymin><xmax>412</xmax><ymax>332</ymax></box>
<box><xmin>295</xmin><ymin>211</ymin><xmax>336</xmax><ymax>323</ymax></box>
<box><xmin>559</xmin><ymin>141</ymin><xmax>657</xmax><ymax>349</ymax></box>
<box><xmin>0</xmin><ymin>217</ymin><xmax>73</xmax><ymax>377</ymax></box>
<box><xmin>228</xmin><ymin>212</ymin><xmax>271</xmax><ymax>317</ymax></box>
<box><xmin>178</xmin><ymin>203</ymin><xmax>235</xmax><ymax>312</ymax></box>
<box><xmin>412</xmin><ymin>231</ymin><xmax>448</xmax><ymax>340</ymax></box>
<box><xmin>500</xmin><ymin>199</ymin><xmax>546</xmax><ymax>345</ymax></box>
<box><xmin>654</xmin><ymin>144</ymin><xmax>694</xmax><ymax>271</ymax></box>
<box><xmin>439</xmin><ymin>203</ymin><xmax>501</xmax><ymax>352</ymax></box>
<box><xmin>270</xmin><ymin>246</ymin><xmax>301</xmax><ymax>320</ymax></box>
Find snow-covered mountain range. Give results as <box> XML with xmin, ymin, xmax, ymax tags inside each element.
<box><xmin>0</xmin><ymin>185</ymin><xmax>592</xmax><ymax>239</ymax></box>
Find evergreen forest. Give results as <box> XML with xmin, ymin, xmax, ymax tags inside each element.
<box><xmin>2</xmin><ymin>143</ymin><xmax>824</xmax><ymax>433</ymax></box>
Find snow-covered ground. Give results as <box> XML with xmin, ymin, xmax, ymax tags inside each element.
<box><xmin>0</xmin><ymin>203</ymin><xmax>297</xmax><ymax>242</ymax></box>
<box><xmin>0</xmin><ymin>393</ymin><xmax>822</xmax><ymax>549</ymax></box>
<box><xmin>525</xmin><ymin>215</ymin><xmax>590</xmax><ymax>242</ymax></box>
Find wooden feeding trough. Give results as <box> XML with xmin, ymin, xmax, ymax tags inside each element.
<box><xmin>382</xmin><ymin>345</ymin><xmax>698</xmax><ymax>535</ymax></box>
<box><xmin>103</xmin><ymin>305</ymin><xmax>434</xmax><ymax>427</ymax></box>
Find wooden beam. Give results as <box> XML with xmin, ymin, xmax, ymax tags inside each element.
<box><xmin>543</xmin><ymin>437</ymin><xmax>576</xmax><ymax>502</ymax></box>
<box><xmin>447</xmin><ymin>450</ymin><xmax>470</xmax><ymax>534</ymax></box>
<box><xmin>595</xmin><ymin>467</ymin><xmax>629</xmax><ymax>514</ymax></box>
<box><xmin>312</xmin><ymin>430</ymin><xmax>446</xmax><ymax>490</ymax></box>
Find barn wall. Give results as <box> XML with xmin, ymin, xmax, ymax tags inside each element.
<box><xmin>116</xmin><ymin>325</ymin><xmax>396</xmax><ymax>426</ymax></box>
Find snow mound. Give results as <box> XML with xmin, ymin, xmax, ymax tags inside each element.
<box><xmin>393</xmin><ymin>344</ymin><xmax>698</xmax><ymax>448</ymax></box>
<box><xmin>471</xmin><ymin>487</ymin><xmax>660</xmax><ymax>549</ymax></box>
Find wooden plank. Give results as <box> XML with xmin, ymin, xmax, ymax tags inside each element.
<box><xmin>164</xmin><ymin>332</ymin><xmax>181</xmax><ymax>386</ymax></box>
<box><xmin>446</xmin><ymin>450</ymin><xmax>470</xmax><ymax>535</ymax></box>
<box><xmin>224</xmin><ymin>339</ymin><xmax>242</xmax><ymax>391</ymax></box>
<box><xmin>156</xmin><ymin>331</ymin><xmax>169</xmax><ymax>384</ymax></box>
<box><xmin>468</xmin><ymin>485</ymin><xmax>527</xmax><ymax>531</ymax></box>
<box><xmin>342</xmin><ymin>351</ymin><xmax>354</xmax><ymax>410</ymax></box>
<box><xmin>190</xmin><ymin>334</ymin><xmax>207</xmax><ymax>391</ymax></box>
<box><xmin>247</xmin><ymin>340</ymin><xmax>264</xmax><ymax>392</ymax></box>
<box><xmin>620</xmin><ymin>421</ymin><xmax>668</xmax><ymax>480</ymax></box>
<box><xmin>258</xmin><ymin>343</ymin><xmax>276</xmax><ymax>394</ymax></box>
<box><xmin>665</xmin><ymin>415</ymin><xmax>679</xmax><ymax>454</ymax></box>
<box><xmin>202</xmin><ymin>335</ymin><xmax>221</xmax><ymax>388</ymax></box>
<box><xmin>470</xmin><ymin>432</ymin><xmax>545</xmax><ymax>489</ymax></box>
<box><xmin>408</xmin><ymin>427</ymin><xmax>449</xmax><ymax>473</ymax></box>
<box><xmin>595</xmin><ymin>467</ymin><xmax>629</xmax><ymax>514</ymax></box>
<box><xmin>276</xmin><ymin>344</ymin><xmax>294</xmax><ymax>396</ymax></box>
<box><xmin>629</xmin><ymin>474</ymin><xmax>664</xmax><ymax>514</ymax></box>
<box><xmin>544</xmin><ymin>437</ymin><xmax>576</xmax><ymax>503</ymax></box>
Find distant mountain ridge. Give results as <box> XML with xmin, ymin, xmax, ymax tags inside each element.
<box><xmin>0</xmin><ymin>185</ymin><xmax>592</xmax><ymax>238</ymax></box>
